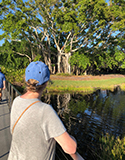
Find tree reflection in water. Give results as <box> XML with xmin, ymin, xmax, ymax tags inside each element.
<box><xmin>41</xmin><ymin>87</ymin><xmax>125</xmax><ymax>160</ymax></box>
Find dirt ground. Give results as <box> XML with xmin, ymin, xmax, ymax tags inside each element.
<box><xmin>50</xmin><ymin>74</ymin><xmax>125</xmax><ymax>81</ymax></box>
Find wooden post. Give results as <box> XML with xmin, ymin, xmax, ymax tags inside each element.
<box><xmin>11</xmin><ymin>86</ymin><xmax>13</xmax><ymax>107</ymax></box>
<box><xmin>16</xmin><ymin>91</ymin><xmax>18</xmax><ymax>97</ymax></box>
<box><xmin>8</xmin><ymin>83</ymin><xmax>11</xmax><ymax>110</ymax></box>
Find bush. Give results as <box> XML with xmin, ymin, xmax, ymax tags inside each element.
<box><xmin>1</xmin><ymin>66</ymin><xmax>25</xmax><ymax>84</ymax></box>
<box><xmin>98</xmin><ymin>133</ymin><xmax>125</xmax><ymax>160</ymax></box>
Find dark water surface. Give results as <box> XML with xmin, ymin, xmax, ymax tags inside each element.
<box><xmin>41</xmin><ymin>88</ymin><xmax>125</xmax><ymax>160</ymax></box>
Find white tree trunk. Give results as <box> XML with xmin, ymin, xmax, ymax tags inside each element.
<box><xmin>48</xmin><ymin>55</ymin><xmax>52</xmax><ymax>73</ymax></box>
<box><xmin>57</xmin><ymin>53</ymin><xmax>61</xmax><ymax>73</ymax></box>
<box><xmin>52</xmin><ymin>65</ymin><xmax>55</xmax><ymax>74</ymax></box>
<box><xmin>65</xmin><ymin>52</ymin><xmax>71</xmax><ymax>74</ymax></box>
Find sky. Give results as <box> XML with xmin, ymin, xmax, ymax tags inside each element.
<box><xmin>0</xmin><ymin>0</ymin><xmax>4</xmax><ymax>46</ymax></box>
<box><xmin>0</xmin><ymin>0</ymin><xmax>109</xmax><ymax>46</ymax></box>
<box><xmin>0</xmin><ymin>0</ymin><xmax>28</xmax><ymax>46</ymax></box>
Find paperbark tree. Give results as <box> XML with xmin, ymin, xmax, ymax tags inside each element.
<box><xmin>0</xmin><ymin>0</ymin><xmax>125</xmax><ymax>75</ymax></box>
<box><xmin>0</xmin><ymin>0</ymin><xmax>54</xmax><ymax>71</ymax></box>
<box><xmin>50</xmin><ymin>0</ymin><xmax>119</xmax><ymax>73</ymax></box>
<box><xmin>109</xmin><ymin>0</ymin><xmax>125</xmax><ymax>54</ymax></box>
<box><xmin>0</xmin><ymin>40</ymin><xmax>30</xmax><ymax>69</ymax></box>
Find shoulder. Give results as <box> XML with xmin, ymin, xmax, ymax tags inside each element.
<box><xmin>41</xmin><ymin>102</ymin><xmax>56</xmax><ymax>113</ymax></box>
<box><xmin>12</xmin><ymin>96</ymin><xmax>21</xmax><ymax>105</ymax></box>
<box><xmin>0</xmin><ymin>72</ymin><xmax>5</xmax><ymax>78</ymax></box>
<box><xmin>0</xmin><ymin>72</ymin><xmax>4</xmax><ymax>75</ymax></box>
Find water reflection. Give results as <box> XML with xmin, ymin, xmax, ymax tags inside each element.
<box><xmin>41</xmin><ymin>88</ymin><xmax>125</xmax><ymax>160</ymax></box>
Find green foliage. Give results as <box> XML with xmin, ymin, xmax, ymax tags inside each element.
<box><xmin>92</xmin><ymin>47</ymin><xmax>125</xmax><ymax>72</ymax></box>
<box><xmin>114</xmin><ymin>50</ymin><xmax>125</xmax><ymax>69</ymax></box>
<box><xmin>49</xmin><ymin>76</ymin><xmax>125</xmax><ymax>93</ymax></box>
<box><xmin>99</xmin><ymin>133</ymin><xmax>125</xmax><ymax>160</ymax></box>
<box><xmin>0</xmin><ymin>0</ymin><xmax>125</xmax><ymax>75</ymax></box>
<box><xmin>110</xmin><ymin>0</ymin><xmax>125</xmax><ymax>31</ymax></box>
<box><xmin>0</xmin><ymin>40</ymin><xmax>29</xmax><ymax>69</ymax></box>
<box><xmin>1</xmin><ymin>66</ymin><xmax>25</xmax><ymax>84</ymax></box>
<box><xmin>33</xmin><ymin>54</ymin><xmax>42</xmax><ymax>62</ymax></box>
<box><xmin>52</xmin><ymin>0</ymin><xmax>79</xmax><ymax>33</ymax></box>
<box><xmin>69</xmin><ymin>52</ymin><xmax>90</xmax><ymax>74</ymax></box>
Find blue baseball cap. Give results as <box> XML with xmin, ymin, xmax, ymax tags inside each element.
<box><xmin>25</xmin><ymin>61</ymin><xmax>50</xmax><ymax>86</ymax></box>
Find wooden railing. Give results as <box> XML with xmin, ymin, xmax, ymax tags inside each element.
<box><xmin>5</xmin><ymin>80</ymin><xmax>84</xmax><ymax>160</ymax></box>
<box><xmin>6</xmin><ymin>80</ymin><xmax>21</xmax><ymax>110</ymax></box>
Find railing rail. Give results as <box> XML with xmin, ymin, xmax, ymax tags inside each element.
<box><xmin>5</xmin><ymin>80</ymin><xmax>84</xmax><ymax>160</ymax></box>
<box><xmin>6</xmin><ymin>80</ymin><xmax>21</xmax><ymax>110</ymax></box>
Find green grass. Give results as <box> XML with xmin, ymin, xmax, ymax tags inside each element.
<box><xmin>47</xmin><ymin>77</ymin><xmax>125</xmax><ymax>93</ymax></box>
<box><xmin>3</xmin><ymin>67</ymin><xmax>125</xmax><ymax>93</ymax></box>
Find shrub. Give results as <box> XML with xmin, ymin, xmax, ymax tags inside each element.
<box><xmin>98</xmin><ymin>133</ymin><xmax>125</xmax><ymax>160</ymax></box>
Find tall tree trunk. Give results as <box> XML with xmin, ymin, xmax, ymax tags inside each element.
<box><xmin>48</xmin><ymin>53</ymin><xmax>52</xmax><ymax>73</ymax></box>
<box><xmin>76</xmin><ymin>66</ymin><xmax>79</xmax><ymax>75</ymax></box>
<box><xmin>62</xmin><ymin>56</ymin><xmax>66</xmax><ymax>73</ymax></box>
<box><xmin>57</xmin><ymin>53</ymin><xmax>61</xmax><ymax>73</ymax></box>
<box><xmin>47</xmin><ymin>35</ymin><xmax>52</xmax><ymax>73</ymax></box>
<box><xmin>84</xmin><ymin>70</ymin><xmax>87</xmax><ymax>75</ymax></box>
<box><xmin>65</xmin><ymin>52</ymin><xmax>71</xmax><ymax>74</ymax></box>
<box><xmin>52</xmin><ymin>65</ymin><xmax>55</xmax><ymax>74</ymax></box>
<box><xmin>41</xmin><ymin>49</ymin><xmax>52</xmax><ymax>72</ymax></box>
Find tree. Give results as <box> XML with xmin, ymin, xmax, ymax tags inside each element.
<box><xmin>109</xmin><ymin>0</ymin><xmax>125</xmax><ymax>53</ymax></box>
<box><xmin>69</xmin><ymin>52</ymin><xmax>90</xmax><ymax>75</ymax></box>
<box><xmin>0</xmin><ymin>0</ymin><xmax>53</xmax><ymax>71</ymax></box>
<box><xmin>0</xmin><ymin>0</ymin><xmax>125</xmax><ymax>75</ymax></box>
<box><xmin>0</xmin><ymin>40</ymin><xmax>30</xmax><ymax>69</ymax></box>
<box><xmin>52</xmin><ymin>0</ymin><xmax>115</xmax><ymax>72</ymax></box>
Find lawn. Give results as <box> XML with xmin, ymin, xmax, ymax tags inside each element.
<box><xmin>47</xmin><ymin>76</ymin><xmax>125</xmax><ymax>93</ymax></box>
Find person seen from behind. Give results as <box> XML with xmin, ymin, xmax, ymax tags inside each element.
<box><xmin>8</xmin><ymin>61</ymin><xmax>78</xmax><ymax>160</ymax></box>
<box><xmin>0</xmin><ymin>67</ymin><xmax>6</xmax><ymax>101</ymax></box>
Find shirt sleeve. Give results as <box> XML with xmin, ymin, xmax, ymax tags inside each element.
<box><xmin>41</xmin><ymin>104</ymin><xmax>66</xmax><ymax>141</ymax></box>
<box><xmin>3</xmin><ymin>74</ymin><xmax>5</xmax><ymax>81</ymax></box>
<box><xmin>3</xmin><ymin>76</ymin><xmax>5</xmax><ymax>81</ymax></box>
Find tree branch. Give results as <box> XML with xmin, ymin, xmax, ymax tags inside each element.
<box><xmin>13</xmin><ymin>51</ymin><xmax>31</xmax><ymax>62</ymax></box>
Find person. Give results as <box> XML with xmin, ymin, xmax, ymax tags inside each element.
<box><xmin>8</xmin><ymin>61</ymin><xmax>78</xmax><ymax>160</ymax></box>
<box><xmin>0</xmin><ymin>67</ymin><xmax>6</xmax><ymax>101</ymax></box>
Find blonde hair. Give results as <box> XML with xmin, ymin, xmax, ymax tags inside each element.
<box><xmin>26</xmin><ymin>79</ymin><xmax>46</xmax><ymax>92</ymax></box>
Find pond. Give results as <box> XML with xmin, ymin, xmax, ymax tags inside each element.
<box><xmin>41</xmin><ymin>87</ymin><xmax>125</xmax><ymax>160</ymax></box>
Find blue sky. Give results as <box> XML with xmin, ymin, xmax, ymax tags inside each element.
<box><xmin>0</xmin><ymin>0</ymin><xmax>109</xmax><ymax>46</ymax></box>
<box><xmin>0</xmin><ymin>0</ymin><xmax>4</xmax><ymax>46</ymax></box>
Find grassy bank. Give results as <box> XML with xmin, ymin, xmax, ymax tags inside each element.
<box><xmin>3</xmin><ymin>66</ymin><xmax>125</xmax><ymax>93</ymax></box>
<box><xmin>47</xmin><ymin>77</ymin><xmax>125</xmax><ymax>93</ymax></box>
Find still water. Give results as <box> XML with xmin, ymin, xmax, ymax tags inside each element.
<box><xmin>41</xmin><ymin>87</ymin><xmax>125</xmax><ymax>160</ymax></box>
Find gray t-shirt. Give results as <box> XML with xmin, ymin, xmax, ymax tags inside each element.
<box><xmin>8</xmin><ymin>96</ymin><xmax>66</xmax><ymax>160</ymax></box>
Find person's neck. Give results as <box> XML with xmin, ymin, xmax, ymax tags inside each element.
<box><xmin>20</xmin><ymin>90</ymin><xmax>42</xmax><ymax>99</ymax></box>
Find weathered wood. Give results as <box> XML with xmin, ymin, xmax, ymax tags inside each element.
<box><xmin>0</xmin><ymin>89</ymin><xmax>11</xmax><ymax>160</ymax></box>
<box><xmin>6</xmin><ymin>80</ymin><xmax>21</xmax><ymax>110</ymax></box>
